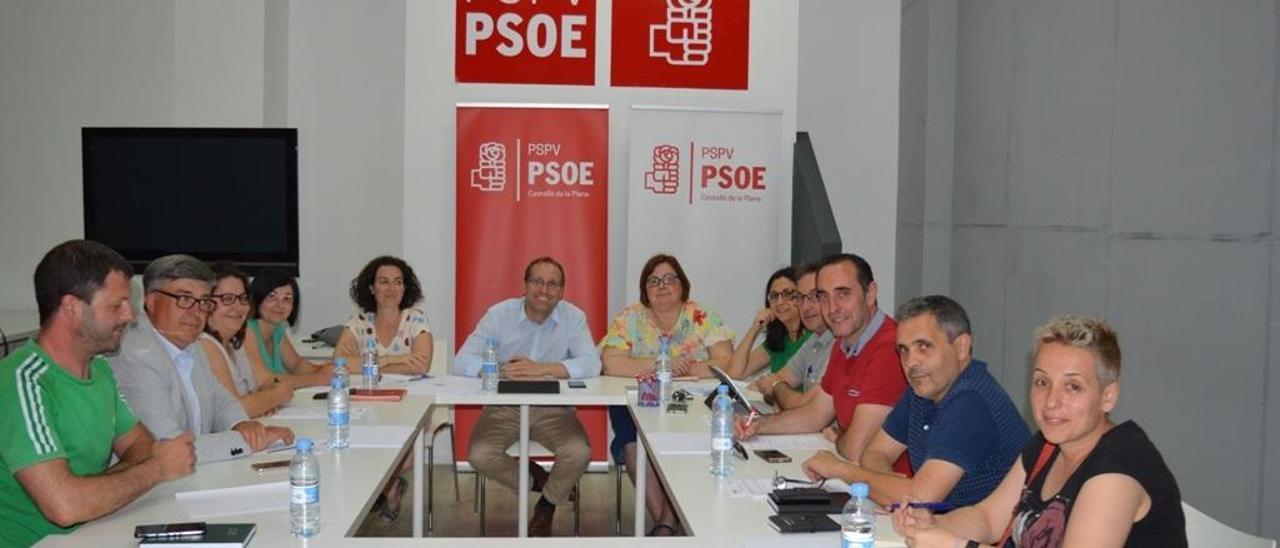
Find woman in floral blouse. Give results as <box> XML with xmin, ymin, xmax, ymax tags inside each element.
<box><xmin>600</xmin><ymin>253</ymin><xmax>734</xmax><ymax>535</ymax></box>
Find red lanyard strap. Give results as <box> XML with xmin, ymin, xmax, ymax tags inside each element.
<box><xmin>997</xmin><ymin>442</ymin><xmax>1056</xmax><ymax>547</ymax></box>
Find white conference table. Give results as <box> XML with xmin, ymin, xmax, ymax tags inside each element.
<box><xmin>38</xmin><ymin>375</ymin><xmax>905</xmax><ymax>547</ymax></box>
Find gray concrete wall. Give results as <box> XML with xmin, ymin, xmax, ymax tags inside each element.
<box><xmin>941</xmin><ymin>0</ymin><xmax>1279</xmax><ymax>538</ymax></box>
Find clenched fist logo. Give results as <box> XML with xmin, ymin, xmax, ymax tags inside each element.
<box><xmin>644</xmin><ymin>144</ymin><xmax>681</xmax><ymax>195</ymax></box>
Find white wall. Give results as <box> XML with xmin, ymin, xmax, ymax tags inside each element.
<box><xmin>798</xmin><ymin>0</ymin><xmax>902</xmax><ymax>308</ymax></box>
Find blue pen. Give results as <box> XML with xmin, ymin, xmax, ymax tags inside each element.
<box><xmin>886</xmin><ymin>501</ymin><xmax>956</xmax><ymax>513</ymax></box>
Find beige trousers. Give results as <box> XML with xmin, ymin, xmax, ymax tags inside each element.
<box><xmin>468</xmin><ymin>405</ymin><xmax>590</xmax><ymax>505</ymax></box>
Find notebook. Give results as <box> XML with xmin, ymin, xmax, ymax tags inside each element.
<box><xmin>497</xmin><ymin>380</ymin><xmax>560</xmax><ymax>394</ymax></box>
<box><xmin>138</xmin><ymin>523</ymin><xmax>256</xmax><ymax>547</ymax></box>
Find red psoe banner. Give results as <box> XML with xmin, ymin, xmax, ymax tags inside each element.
<box><xmin>455</xmin><ymin>105</ymin><xmax>609</xmax><ymax>344</ymax></box>
<box><xmin>611</xmin><ymin>0</ymin><xmax>749</xmax><ymax>89</ymax></box>
<box><xmin>456</xmin><ymin>0</ymin><xmax>597</xmax><ymax>85</ymax></box>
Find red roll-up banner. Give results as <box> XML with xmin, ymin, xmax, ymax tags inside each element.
<box><xmin>455</xmin><ymin>104</ymin><xmax>609</xmax><ymax>348</ymax></box>
<box><xmin>455</xmin><ymin>104</ymin><xmax>610</xmax><ymax>466</ymax></box>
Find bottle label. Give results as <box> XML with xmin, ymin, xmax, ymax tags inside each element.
<box><xmin>363</xmin><ymin>365</ymin><xmax>376</xmax><ymax>377</ymax></box>
<box><xmin>329</xmin><ymin>410</ymin><xmax>349</xmax><ymax>426</ymax></box>
<box><xmin>711</xmin><ymin>436</ymin><xmax>732</xmax><ymax>451</ymax></box>
<box><xmin>291</xmin><ymin>484</ymin><xmax>319</xmax><ymax>504</ymax></box>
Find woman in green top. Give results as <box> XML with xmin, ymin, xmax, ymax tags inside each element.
<box><xmin>244</xmin><ymin>268</ymin><xmax>332</xmax><ymax>387</ymax></box>
<box><xmin>726</xmin><ymin>266</ymin><xmax>811</xmax><ymax>379</ymax></box>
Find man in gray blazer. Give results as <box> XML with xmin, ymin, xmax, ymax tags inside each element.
<box><xmin>110</xmin><ymin>255</ymin><xmax>293</xmax><ymax>464</ymax></box>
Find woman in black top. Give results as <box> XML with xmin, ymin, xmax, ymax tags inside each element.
<box><xmin>892</xmin><ymin>315</ymin><xmax>1186</xmax><ymax>547</ymax></box>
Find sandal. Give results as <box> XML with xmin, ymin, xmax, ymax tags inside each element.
<box><xmin>648</xmin><ymin>523</ymin><xmax>677</xmax><ymax>536</ymax></box>
<box><xmin>377</xmin><ymin>476</ymin><xmax>407</xmax><ymax>524</ymax></box>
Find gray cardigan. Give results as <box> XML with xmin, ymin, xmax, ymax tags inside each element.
<box><xmin>109</xmin><ymin>314</ymin><xmax>251</xmax><ymax>463</ymax></box>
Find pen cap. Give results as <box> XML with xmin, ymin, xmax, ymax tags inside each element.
<box><xmin>850</xmin><ymin>482</ymin><xmax>869</xmax><ymax>498</ymax></box>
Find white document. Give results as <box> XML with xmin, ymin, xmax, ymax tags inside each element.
<box><xmin>176</xmin><ymin>481</ymin><xmax>289</xmax><ymax>519</ymax></box>
<box><xmin>271</xmin><ymin>405</ymin><xmax>369</xmax><ymax>421</ymax></box>
<box><xmin>348</xmin><ymin>425</ymin><xmax>415</xmax><ymax>448</ymax></box>
<box><xmin>401</xmin><ymin>374</ymin><xmax>482</xmax><ymax>396</ymax></box>
<box><xmin>742</xmin><ymin>433</ymin><xmax>830</xmax><ymax>451</ymax></box>
<box><xmin>646</xmin><ymin>432</ymin><xmax>709</xmax><ymax>455</ymax></box>
<box><xmin>724</xmin><ymin>478</ymin><xmax>774</xmax><ymax>499</ymax></box>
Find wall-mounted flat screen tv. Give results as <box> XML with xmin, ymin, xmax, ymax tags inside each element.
<box><xmin>82</xmin><ymin>127</ymin><xmax>299</xmax><ymax>275</ymax></box>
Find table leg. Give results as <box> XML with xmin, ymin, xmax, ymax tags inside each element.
<box><xmin>413</xmin><ymin>427</ymin><xmax>424</xmax><ymax>537</ymax></box>
<box><xmin>518</xmin><ymin>404</ymin><xmax>530</xmax><ymax>537</ymax></box>
<box><xmin>634</xmin><ymin>433</ymin><xmax>646</xmax><ymax>538</ymax></box>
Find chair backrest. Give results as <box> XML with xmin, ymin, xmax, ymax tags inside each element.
<box><xmin>1183</xmin><ymin>502</ymin><xmax>1276</xmax><ymax>548</ymax></box>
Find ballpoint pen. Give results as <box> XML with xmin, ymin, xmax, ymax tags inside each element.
<box><xmin>885</xmin><ymin>501</ymin><xmax>956</xmax><ymax>513</ymax></box>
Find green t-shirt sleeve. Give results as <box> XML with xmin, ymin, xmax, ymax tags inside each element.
<box><xmin>107</xmin><ymin>371</ymin><xmax>139</xmax><ymax>440</ymax></box>
<box><xmin>0</xmin><ymin>359</ymin><xmax>67</xmax><ymax>472</ymax></box>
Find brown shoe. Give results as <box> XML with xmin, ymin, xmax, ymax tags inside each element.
<box><xmin>529</xmin><ymin>500</ymin><xmax>555</xmax><ymax>536</ymax></box>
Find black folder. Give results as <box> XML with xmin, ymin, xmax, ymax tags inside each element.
<box><xmin>767</xmin><ymin>513</ymin><xmax>841</xmax><ymax>533</ymax></box>
<box><xmin>497</xmin><ymin>380</ymin><xmax>560</xmax><ymax>394</ymax></box>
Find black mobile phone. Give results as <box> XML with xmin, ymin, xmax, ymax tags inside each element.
<box><xmin>134</xmin><ymin>522</ymin><xmax>207</xmax><ymax>538</ymax></box>
<box><xmin>753</xmin><ymin>449</ymin><xmax>792</xmax><ymax>463</ymax></box>
<box><xmin>567</xmin><ymin>379</ymin><xmax>587</xmax><ymax>389</ymax></box>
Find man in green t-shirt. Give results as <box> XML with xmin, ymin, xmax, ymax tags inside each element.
<box><xmin>0</xmin><ymin>240</ymin><xmax>195</xmax><ymax>547</ymax></box>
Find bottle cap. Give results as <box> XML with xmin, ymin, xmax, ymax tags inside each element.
<box><xmin>850</xmin><ymin>482</ymin><xmax>869</xmax><ymax>497</ymax></box>
<box><xmin>335</xmin><ymin>357</ymin><xmax>347</xmax><ymax>367</ymax></box>
<box><xmin>717</xmin><ymin>385</ymin><xmax>729</xmax><ymax>395</ymax></box>
<box><xmin>296</xmin><ymin>438</ymin><xmax>314</xmax><ymax>452</ymax></box>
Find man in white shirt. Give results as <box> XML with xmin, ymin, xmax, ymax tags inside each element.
<box><xmin>453</xmin><ymin>257</ymin><xmax>601</xmax><ymax>536</ymax></box>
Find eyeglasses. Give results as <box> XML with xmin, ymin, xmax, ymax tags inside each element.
<box><xmin>767</xmin><ymin>289</ymin><xmax>798</xmax><ymax>304</ymax></box>
<box><xmin>526</xmin><ymin>278</ymin><xmax>563</xmax><ymax>290</ymax></box>
<box><xmin>211</xmin><ymin>292</ymin><xmax>250</xmax><ymax>306</ymax></box>
<box><xmin>646</xmin><ymin>274</ymin><xmax>680</xmax><ymax>288</ymax></box>
<box><xmin>795</xmin><ymin>291</ymin><xmax>819</xmax><ymax>304</ymax></box>
<box><xmin>152</xmin><ymin>289</ymin><xmax>217</xmax><ymax>313</ymax></box>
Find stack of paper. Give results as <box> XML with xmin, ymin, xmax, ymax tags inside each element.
<box><xmin>175</xmin><ymin>481</ymin><xmax>289</xmax><ymax>519</ymax></box>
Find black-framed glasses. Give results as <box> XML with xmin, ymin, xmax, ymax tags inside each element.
<box><xmin>211</xmin><ymin>292</ymin><xmax>250</xmax><ymax>306</ymax></box>
<box><xmin>646</xmin><ymin>274</ymin><xmax>680</xmax><ymax>287</ymax></box>
<box><xmin>795</xmin><ymin>291</ymin><xmax>819</xmax><ymax>304</ymax></box>
<box><xmin>152</xmin><ymin>290</ymin><xmax>217</xmax><ymax>312</ymax></box>
<box><xmin>767</xmin><ymin>289</ymin><xmax>798</xmax><ymax>304</ymax></box>
<box><xmin>525</xmin><ymin>277</ymin><xmax>563</xmax><ymax>290</ymax></box>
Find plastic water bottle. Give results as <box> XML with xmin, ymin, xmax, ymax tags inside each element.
<box><xmin>655</xmin><ymin>336</ymin><xmax>673</xmax><ymax>406</ymax></box>
<box><xmin>289</xmin><ymin>438</ymin><xmax>320</xmax><ymax>538</ymax></box>
<box><xmin>710</xmin><ymin>385</ymin><xmax>734</xmax><ymax>477</ymax></box>
<box><xmin>481</xmin><ymin>338</ymin><xmax>499</xmax><ymax>393</ymax></box>
<box><xmin>361</xmin><ymin>334</ymin><xmax>379</xmax><ymax>390</ymax></box>
<box><xmin>328</xmin><ymin>359</ymin><xmax>349</xmax><ymax>449</ymax></box>
<box><xmin>841</xmin><ymin>482</ymin><xmax>874</xmax><ymax>548</ymax></box>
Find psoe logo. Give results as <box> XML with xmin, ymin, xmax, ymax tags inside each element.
<box><xmin>644</xmin><ymin>144</ymin><xmax>681</xmax><ymax>195</ymax></box>
<box><xmin>649</xmin><ymin>0</ymin><xmax>713</xmax><ymax>67</ymax></box>
<box><xmin>470</xmin><ymin>141</ymin><xmax>507</xmax><ymax>192</ymax></box>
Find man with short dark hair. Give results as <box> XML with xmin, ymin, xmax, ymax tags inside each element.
<box><xmin>110</xmin><ymin>254</ymin><xmax>293</xmax><ymax>464</ymax></box>
<box><xmin>453</xmin><ymin>256</ymin><xmax>600</xmax><ymax>536</ymax></box>
<box><xmin>738</xmin><ymin>253</ymin><xmax>909</xmax><ymax>470</ymax></box>
<box><xmin>0</xmin><ymin>240</ymin><xmax>195</xmax><ymax>546</ymax></box>
<box><xmin>801</xmin><ymin>295</ymin><xmax>1029</xmax><ymax>507</ymax></box>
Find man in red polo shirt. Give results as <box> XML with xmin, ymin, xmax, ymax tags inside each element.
<box><xmin>737</xmin><ymin>253</ymin><xmax>909</xmax><ymax>473</ymax></box>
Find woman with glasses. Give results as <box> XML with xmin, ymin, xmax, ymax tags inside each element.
<box><xmin>724</xmin><ymin>266</ymin><xmax>811</xmax><ymax>380</ymax></box>
<box><xmin>197</xmin><ymin>262</ymin><xmax>294</xmax><ymax>418</ymax></box>
<box><xmin>893</xmin><ymin>316</ymin><xmax>1186</xmax><ymax>548</ymax></box>
<box><xmin>332</xmin><ymin>255</ymin><xmax>433</xmax><ymax>376</ymax></box>
<box><xmin>600</xmin><ymin>253</ymin><xmax>735</xmax><ymax>536</ymax></box>
<box><xmin>244</xmin><ymin>268</ymin><xmax>332</xmax><ymax>387</ymax></box>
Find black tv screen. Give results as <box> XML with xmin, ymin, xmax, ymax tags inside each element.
<box><xmin>82</xmin><ymin>127</ymin><xmax>299</xmax><ymax>274</ymax></box>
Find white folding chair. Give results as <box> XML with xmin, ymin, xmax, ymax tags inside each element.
<box><xmin>1183</xmin><ymin>501</ymin><xmax>1276</xmax><ymax>548</ymax></box>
